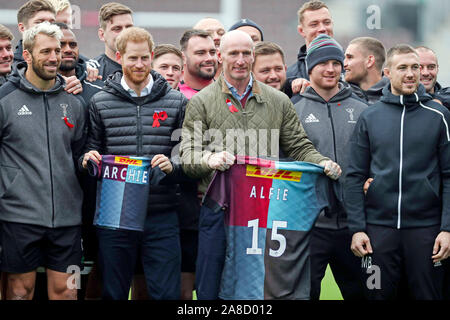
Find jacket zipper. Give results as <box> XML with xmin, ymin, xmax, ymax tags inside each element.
<box><xmin>43</xmin><ymin>94</ymin><xmax>56</xmax><ymax>227</ymax></box>
<box><xmin>136</xmin><ymin>105</ymin><xmax>142</xmax><ymax>156</ymax></box>
<box><xmin>233</xmin><ymin>96</ymin><xmax>247</xmax><ymax>129</ymax></box>
<box><xmin>397</xmin><ymin>101</ymin><xmax>406</xmax><ymax>229</ymax></box>
<box><xmin>327</xmin><ymin>102</ymin><xmax>340</xmax><ymax>229</ymax></box>
<box><xmin>326</xmin><ymin>103</ymin><xmax>338</xmax><ymax>163</ymax></box>
<box><xmin>242</xmin><ymin>107</ymin><xmax>248</xmax><ymax>130</ymax></box>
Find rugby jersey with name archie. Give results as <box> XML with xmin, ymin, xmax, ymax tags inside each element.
<box><xmin>87</xmin><ymin>155</ymin><xmax>165</xmax><ymax>231</ymax></box>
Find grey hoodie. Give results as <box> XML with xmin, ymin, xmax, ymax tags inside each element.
<box><xmin>0</xmin><ymin>62</ymin><xmax>87</xmax><ymax>228</ymax></box>
<box><xmin>294</xmin><ymin>82</ymin><xmax>368</xmax><ymax>229</ymax></box>
<box><xmin>0</xmin><ymin>75</ymin><xmax>7</xmax><ymax>87</ymax></box>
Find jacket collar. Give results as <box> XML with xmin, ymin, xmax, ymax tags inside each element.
<box><xmin>14</xmin><ymin>40</ymin><xmax>24</xmax><ymax>62</ymax></box>
<box><xmin>434</xmin><ymin>82</ymin><xmax>442</xmax><ymax>93</ymax></box>
<box><xmin>297</xmin><ymin>44</ymin><xmax>307</xmax><ymax>61</ymax></box>
<box><xmin>104</xmin><ymin>69</ymin><xmax>170</xmax><ymax>103</ymax></box>
<box><xmin>74</xmin><ymin>56</ymin><xmax>88</xmax><ymax>82</ymax></box>
<box><xmin>367</xmin><ymin>76</ymin><xmax>390</xmax><ymax>93</ymax></box>
<box><xmin>302</xmin><ymin>81</ymin><xmax>353</xmax><ymax>103</ymax></box>
<box><xmin>219</xmin><ymin>73</ymin><xmax>267</xmax><ymax>103</ymax></box>
<box><xmin>380</xmin><ymin>82</ymin><xmax>432</xmax><ymax>107</ymax></box>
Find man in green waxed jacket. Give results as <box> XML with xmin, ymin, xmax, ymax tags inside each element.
<box><xmin>179</xmin><ymin>30</ymin><xmax>341</xmax><ymax>300</ymax></box>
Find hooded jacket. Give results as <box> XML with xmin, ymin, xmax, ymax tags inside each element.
<box><xmin>294</xmin><ymin>82</ymin><xmax>367</xmax><ymax>229</ymax></box>
<box><xmin>0</xmin><ymin>62</ymin><xmax>86</xmax><ymax>228</ymax></box>
<box><xmin>287</xmin><ymin>45</ymin><xmax>308</xmax><ymax>82</ymax></box>
<box><xmin>0</xmin><ymin>75</ymin><xmax>7</xmax><ymax>87</ymax></box>
<box><xmin>91</xmin><ymin>53</ymin><xmax>122</xmax><ymax>81</ymax></box>
<box><xmin>286</xmin><ymin>45</ymin><xmax>308</xmax><ymax>101</ymax></box>
<box><xmin>432</xmin><ymin>82</ymin><xmax>450</xmax><ymax>109</ymax></box>
<box><xmin>348</xmin><ymin>77</ymin><xmax>390</xmax><ymax>105</ymax></box>
<box><xmin>345</xmin><ymin>83</ymin><xmax>450</xmax><ymax>234</ymax></box>
<box><xmin>83</xmin><ymin>70</ymin><xmax>189</xmax><ymax>213</ymax></box>
<box><xmin>13</xmin><ymin>39</ymin><xmax>24</xmax><ymax>64</ymax></box>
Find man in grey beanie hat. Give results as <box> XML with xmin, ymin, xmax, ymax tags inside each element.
<box><xmin>294</xmin><ymin>32</ymin><xmax>367</xmax><ymax>300</ymax></box>
<box><xmin>305</xmin><ymin>33</ymin><xmax>344</xmax><ymax>74</ymax></box>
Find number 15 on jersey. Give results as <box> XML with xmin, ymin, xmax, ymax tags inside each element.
<box><xmin>246</xmin><ymin>218</ymin><xmax>287</xmax><ymax>257</ymax></box>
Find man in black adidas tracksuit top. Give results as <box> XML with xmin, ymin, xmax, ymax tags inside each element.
<box><xmin>345</xmin><ymin>45</ymin><xmax>450</xmax><ymax>300</ymax></box>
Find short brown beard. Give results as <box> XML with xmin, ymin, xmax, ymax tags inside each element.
<box><xmin>31</xmin><ymin>56</ymin><xmax>58</xmax><ymax>81</ymax></box>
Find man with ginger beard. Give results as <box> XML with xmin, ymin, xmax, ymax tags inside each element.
<box><xmin>81</xmin><ymin>27</ymin><xmax>189</xmax><ymax>300</ymax></box>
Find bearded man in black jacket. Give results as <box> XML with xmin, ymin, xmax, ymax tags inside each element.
<box><xmin>81</xmin><ymin>27</ymin><xmax>189</xmax><ymax>300</ymax></box>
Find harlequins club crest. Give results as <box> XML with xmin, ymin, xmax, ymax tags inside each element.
<box><xmin>60</xmin><ymin>104</ymin><xmax>74</xmax><ymax>128</ymax></box>
<box><xmin>346</xmin><ymin>108</ymin><xmax>356</xmax><ymax>123</ymax></box>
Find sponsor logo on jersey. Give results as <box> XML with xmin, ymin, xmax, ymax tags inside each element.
<box><xmin>246</xmin><ymin>165</ymin><xmax>302</xmax><ymax>182</ymax></box>
<box><xmin>114</xmin><ymin>157</ymin><xmax>143</xmax><ymax>166</ymax></box>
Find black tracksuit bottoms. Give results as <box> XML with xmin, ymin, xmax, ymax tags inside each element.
<box><xmin>362</xmin><ymin>224</ymin><xmax>445</xmax><ymax>300</ymax></box>
<box><xmin>310</xmin><ymin>227</ymin><xmax>365</xmax><ymax>300</ymax></box>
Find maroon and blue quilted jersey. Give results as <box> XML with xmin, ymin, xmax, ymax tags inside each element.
<box><xmin>205</xmin><ymin>156</ymin><xmax>329</xmax><ymax>300</ymax></box>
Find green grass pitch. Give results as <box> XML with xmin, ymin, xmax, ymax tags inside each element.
<box><xmin>131</xmin><ymin>264</ymin><xmax>344</xmax><ymax>300</ymax></box>
<box><xmin>320</xmin><ymin>264</ymin><xmax>344</xmax><ymax>300</ymax></box>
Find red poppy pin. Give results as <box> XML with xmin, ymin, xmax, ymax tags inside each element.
<box><xmin>63</xmin><ymin>116</ymin><xmax>74</xmax><ymax>128</ymax></box>
<box><xmin>60</xmin><ymin>104</ymin><xmax>74</xmax><ymax>128</ymax></box>
<box><xmin>226</xmin><ymin>99</ymin><xmax>239</xmax><ymax>113</ymax></box>
<box><xmin>153</xmin><ymin>111</ymin><xmax>168</xmax><ymax>127</ymax></box>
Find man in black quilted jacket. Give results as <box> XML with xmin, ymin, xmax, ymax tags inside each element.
<box><xmin>81</xmin><ymin>27</ymin><xmax>189</xmax><ymax>300</ymax></box>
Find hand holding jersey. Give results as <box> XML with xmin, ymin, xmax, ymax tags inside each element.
<box><xmin>319</xmin><ymin>160</ymin><xmax>342</xmax><ymax>180</ymax></box>
<box><xmin>82</xmin><ymin>150</ymin><xmax>102</xmax><ymax>167</ymax></box>
<box><xmin>205</xmin><ymin>151</ymin><xmax>342</xmax><ymax>180</ymax></box>
<box><xmin>206</xmin><ymin>151</ymin><xmax>236</xmax><ymax>171</ymax></box>
<box><xmin>151</xmin><ymin>154</ymin><xmax>173</xmax><ymax>174</ymax></box>
<box><xmin>83</xmin><ymin>150</ymin><xmax>173</xmax><ymax>174</ymax></box>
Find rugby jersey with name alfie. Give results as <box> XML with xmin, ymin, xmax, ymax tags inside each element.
<box><xmin>87</xmin><ymin>155</ymin><xmax>165</xmax><ymax>231</ymax></box>
<box><xmin>204</xmin><ymin>156</ymin><xmax>329</xmax><ymax>300</ymax></box>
